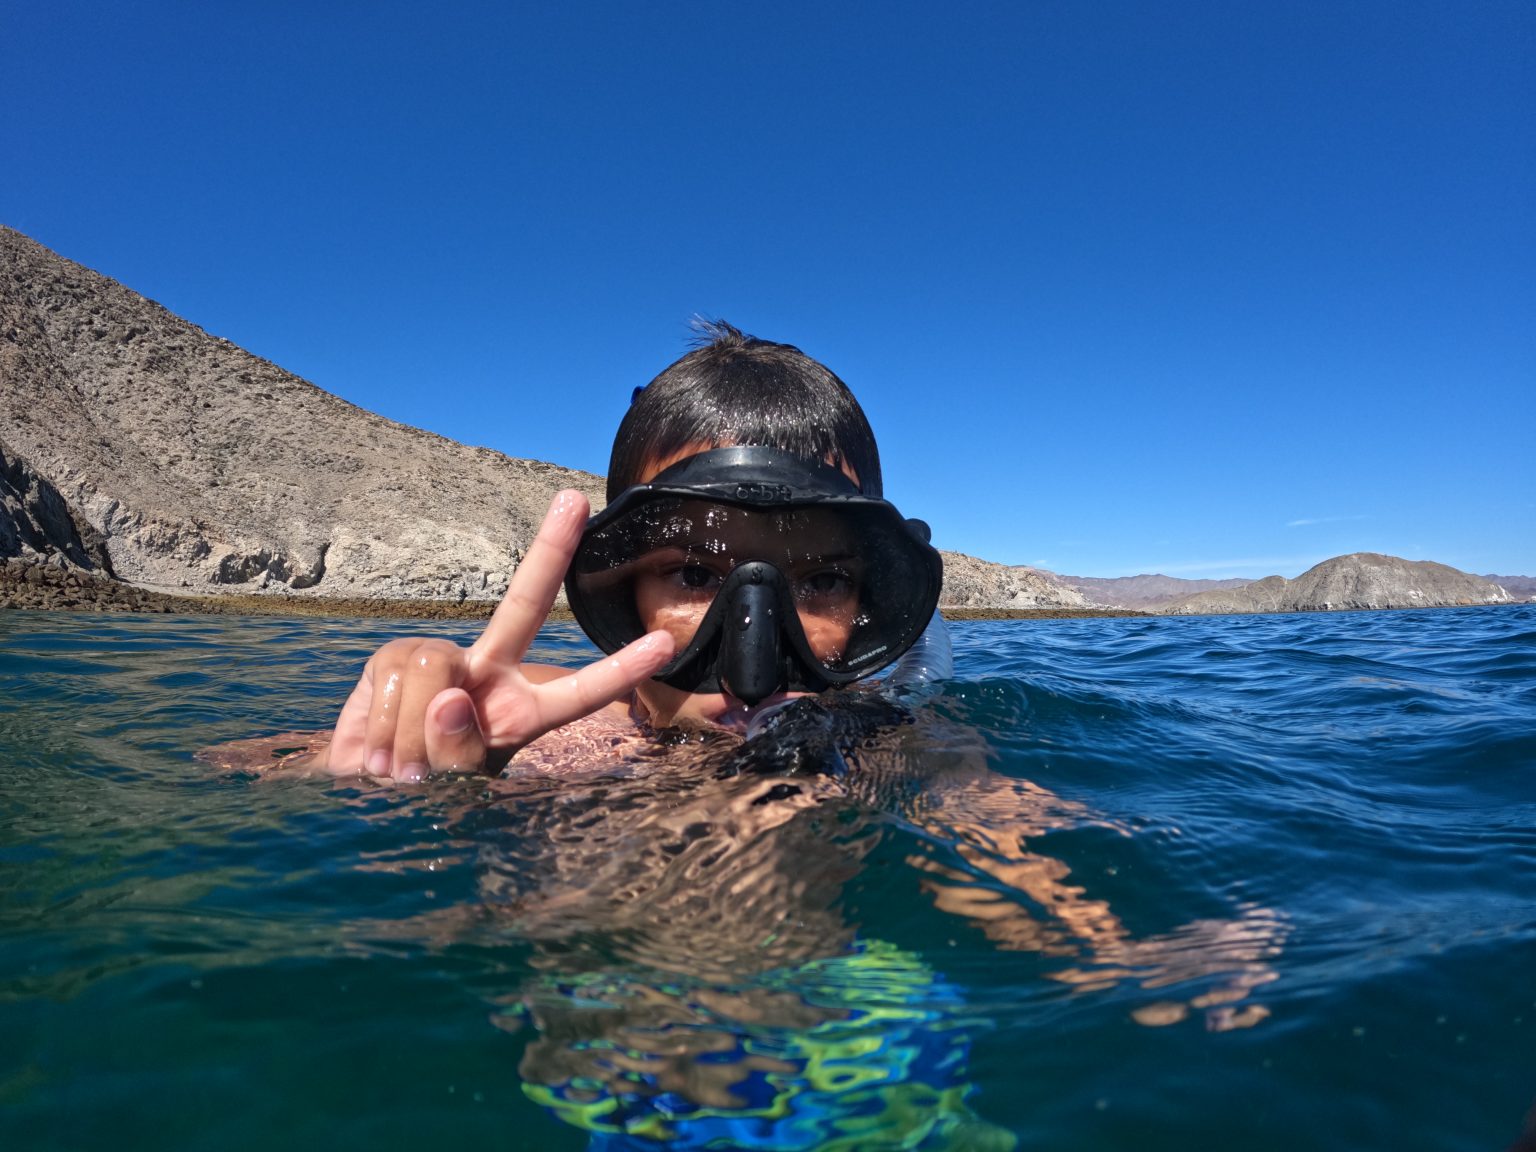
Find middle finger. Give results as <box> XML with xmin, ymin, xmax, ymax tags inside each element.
<box><xmin>360</xmin><ymin>639</ymin><xmax>459</xmax><ymax>779</ymax></box>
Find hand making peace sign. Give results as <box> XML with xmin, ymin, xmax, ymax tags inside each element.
<box><xmin>314</xmin><ymin>490</ymin><xmax>676</xmax><ymax>781</ymax></box>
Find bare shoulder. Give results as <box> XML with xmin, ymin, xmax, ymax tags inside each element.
<box><xmin>197</xmin><ymin>730</ymin><xmax>332</xmax><ymax>774</ymax></box>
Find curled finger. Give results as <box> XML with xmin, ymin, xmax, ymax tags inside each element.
<box><xmin>319</xmin><ymin>661</ymin><xmax>376</xmax><ymax>773</ymax></box>
<box><xmin>359</xmin><ymin>638</ymin><xmax>455</xmax><ymax>779</ymax></box>
<box><xmin>385</xmin><ymin>639</ymin><xmax>469</xmax><ymax>781</ymax></box>
<box><xmin>424</xmin><ymin>687</ymin><xmax>490</xmax><ymax>775</ymax></box>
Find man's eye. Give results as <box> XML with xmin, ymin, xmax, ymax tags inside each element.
<box><xmin>678</xmin><ymin>564</ymin><xmax>718</xmax><ymax>590</ymax></box>
<box><xmin>797</xmin><ymin>570</ymin><xmax>854</xmax><ymax>599</ymax></box>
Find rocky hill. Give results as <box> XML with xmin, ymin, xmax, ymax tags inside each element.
<box><xmin>2</xmin><ymin>227</ymin><xmax>1089</xmax><ymax>611</ymax></box>
<box><xmin>1158</xmin><ymin>553</ymin><xmax>1512</xmax><ymax>614</ymax></box>
<box><xmin>1</xmin><ymin>226</ymin><xmax>605</xmax><ymax>601</ymax></box>
<box><xmin>939</xmin><ymin>553</ymin><xmax>1088</xmax><ymax>610</ymax></box>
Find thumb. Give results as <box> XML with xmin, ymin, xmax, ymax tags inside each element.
<box><xmin>424</xmin><ymin>687</ymin><xmax>491</xmax><ymax>774</ymax></box>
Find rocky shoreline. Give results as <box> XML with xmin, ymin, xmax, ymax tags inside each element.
<box><xmin>0</xmin><ymin>557</ymin><xmax>1147</xmax><ymax>622</ymax></box>
<box><xmin>4</xmin><ymin>556</ymin><xmax>1524</xmax><ymax>624</ymax></box>
<box><xmin>0</xmin><ymin>557</ymin><xmax>510</xmax><ymax>620</ymax></box>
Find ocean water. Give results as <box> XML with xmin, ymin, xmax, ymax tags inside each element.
<box><xmin>1</xmin><ymin>605</ymin><xmax>1532</xmax><ymax>1151</ymax></box>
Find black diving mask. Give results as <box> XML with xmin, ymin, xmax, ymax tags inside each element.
<box><xmin>565</xmin><ymin>446</ymin><xmax>944</xmax><ymax>705</ymax></box>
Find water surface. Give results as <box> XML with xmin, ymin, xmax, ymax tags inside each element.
<box><xmin>2</xmin><ymin>606</ymin><xmax>1533</xmax><ymax>1150</ymax></box>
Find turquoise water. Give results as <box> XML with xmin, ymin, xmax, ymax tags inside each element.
<box><xmin>2</xmin><ymin>606</ymin><xmax>1533</xmax><ymax>1150</ymax></box>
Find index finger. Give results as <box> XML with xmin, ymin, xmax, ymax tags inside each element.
<box><xmin>471</xmin><ymin>489</ymin><xmax>589</xmax><ymax>667</ymax></box>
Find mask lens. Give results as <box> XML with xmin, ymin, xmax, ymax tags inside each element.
<box><xmin>567</xmin><ymin>447</ymin><xmax>942</xmax><ymax>694</ymax></box>
<box><xmin>573</xmin><ymin>499</ymin><xmax>864</xmax><ymax>663</ymax></box>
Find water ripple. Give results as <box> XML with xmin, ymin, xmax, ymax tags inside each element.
<box><xmin>1</xmin><ymin>605</ymin><xmax>1533</xmax><ymax>1151</ymax></box>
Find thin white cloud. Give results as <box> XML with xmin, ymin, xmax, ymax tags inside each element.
<box><xmin>1286</xmin><ymin>514</ymin><xmax>1367</xmax><ymax>528</ymax></box>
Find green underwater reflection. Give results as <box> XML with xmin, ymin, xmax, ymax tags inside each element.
<box><xmin>510</xmin><ymin>941</ymin><xmax>1012</xmax><ymax>1151</ymax></box>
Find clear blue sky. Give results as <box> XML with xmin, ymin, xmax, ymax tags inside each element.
<box><xmin>4</xmin><ymin>1</ymin><xmax>1532</xmax><ymax>578</ymax></box>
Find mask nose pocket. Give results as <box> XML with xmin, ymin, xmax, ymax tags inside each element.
<box><xmin>719</xmin><ymin>562</ymin><xmax>783</xmax><ymax>705</ymax></box>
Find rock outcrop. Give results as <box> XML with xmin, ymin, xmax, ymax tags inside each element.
<box><xmin>0</xmin><ymin>437</ymin><xmax>115</xmax><ymax>573</ymax></box>
<box><xmin>1483</xmin><ymin>574</ymin><xmax>1536</xmax><ymax>602</ymax></box>
<box><xmin>1</xmin><ymin>226</ymin><xmax>604</xmax><ymax>601</ymax></box>
<box><xmin>1158</xmin><ymin>553</ymin><xmax>1512</xmax><ymax>614</ymax></box>
<box><xmin>938</xmin><ymin>552</ymin><xmax>1088</xmax><ymax>610</ymax></box>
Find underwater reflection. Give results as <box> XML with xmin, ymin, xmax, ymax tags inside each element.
<box><xmin>500</xmin><ymin>941</ymin><xmax>1005</xmax><ymax>1150</ymax></box>
<box><xmin>222</xmin><ymin>689</ymin><xmax>1275</xmax><ymax>1149</ymax></box>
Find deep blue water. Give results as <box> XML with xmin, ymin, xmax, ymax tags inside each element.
<box><xmin>1</xmin><ymin>606</ymin><xmax>1533</xmax><ymax>1151</ymax></box>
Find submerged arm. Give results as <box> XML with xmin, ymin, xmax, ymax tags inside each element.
<box><xmin>903</xmin><ymin>768</ymin><xmax>1284</xmax><ymax>1029</ymax></box>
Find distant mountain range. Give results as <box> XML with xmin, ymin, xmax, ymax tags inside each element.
<box><xmin>1046</xmin><ymin>573</ymin><xmax>1253</xmax><ymax>611</ymax></box>
<box><xmin>0</xmin><ymin>225</ymin><xmax>1526</xmax><ymax>616</ymax></box>
<box><xmin>1482</xmin><ymin>574</ymin><xmax>1536</xmax><ymax>600</ymax></box>
<box><xmin>1149</xmin><ymin>554</ymin><xmax>1513</xmax><ymax>613</ymax></box>
<box><xmin>1040</xmin><ymin>566</ymin><xmax>1527</xmax><ymax>612</ymax></box>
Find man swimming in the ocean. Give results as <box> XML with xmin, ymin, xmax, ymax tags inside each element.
<box><xmin>202</xmin><ymin>323</ymin><xmax>1282</xmax><ymax>1149</ymax></box>
<box><xmin>216</xmin><ymin>322</ymin><xmax>1280</xmax><ymax>1032</ymax></box>
<box><xmin>311</xmin><ymin>320</ymin><xmax>944</xmax><ymax>780</ymax></box>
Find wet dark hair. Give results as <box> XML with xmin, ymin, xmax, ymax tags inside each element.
<box><xmin>607</xmin><ymin>319</ymin><xmax>883</xmax><ymax>501</ymax></box>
